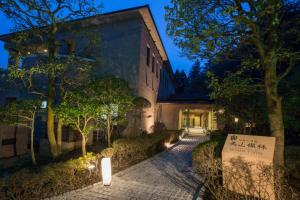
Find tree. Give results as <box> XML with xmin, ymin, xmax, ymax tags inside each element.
<box><xmin>0</xmin><ymin>0</ymin><xmax>101</xmax><ymax>158</ymax></box>
<box><xmin>0</xmin><ymin>99</ymin><xmax>41</xmax><ymax>165</ymax></box>
<box><xmin>174</xmin><ymin>69</ymin><xmax>188</xmax><ymax>93</ymax></box>
<box><xmin>92</xmin><ymin>76</ymin><xmax>133</xmax><ymax>147</ymax></box>
<box><xmin>55</xmin><ymin>87</ymin><xmax>100</xmax><ymax>156</ymax></box>
<box><xmin>166</xmin><ymin>0</ymin><xmax>300</xmax><ymax>169</ymax></box>
<box><xmin>188</xmin><ymin>60</ymin><xmax>208</xmax><ymax>95</ymax></box>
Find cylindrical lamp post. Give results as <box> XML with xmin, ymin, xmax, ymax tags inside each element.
<box><xmin>101</xmin><ymin>157</ymin><xmax>112</xmax><ymax>186</ymax></box>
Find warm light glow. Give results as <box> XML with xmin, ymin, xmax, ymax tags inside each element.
<box><xmin>43</xmin><ymin>49</ymin><xmax>48</xmax><ymax>53</ymax></box>
<box><xmin>101</xmin><ymin>158</ymin><xmax>112</xmax><ymax>186</ymax></box>
<box><xmin>218</xmin><ymin>109</ymin><xmax>225</xmax><ymax>114</ymax></box>
<box><xmin>234</xmin><ymin>117</ymin><xmax>239</xmax><ymax>123</ymax></box>
<box><xmin>87</xmin><ymin>164</ymin><xmax>95</xmax><ymax>170</ymax></box>
<box><xmin>27</xmin><ymin>51</ymin><xmax>31</xmax><ymax>55</ymax></box>
<box><xmin>165</xmin><ymin>142</ymin><xmax>174</xmax><ymax>148</ymax></box>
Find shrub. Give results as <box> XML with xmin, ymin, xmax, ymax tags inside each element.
<box><xmin>0</xmin><ymin>153</ymin><xmax>100</xmax><ymax>200</ymax></box>
<box><xmin>286</xmin><ymin>145</ymin><xmax>300</xmax><ymax>179</ymax></box>
<box><xmin>110</xmin><ymin>132</ymin><xmax>167</xmax><ymax>168</ymax></box>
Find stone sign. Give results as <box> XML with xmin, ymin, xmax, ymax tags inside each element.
<box><xmin>222</xmin><ymin>134</ymin><xmax>276</xmax><ymax>199</ymax></box>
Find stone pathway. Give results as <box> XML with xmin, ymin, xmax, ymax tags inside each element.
<box><xmin>50</xmin><ymin>135</ymin><xmax>210</xmax><ymax>200</ymax></box>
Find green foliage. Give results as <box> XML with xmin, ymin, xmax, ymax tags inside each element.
<box><xmin>91</xmin><ymin>76</ymin><xmax>134</xmax><ymax>146</ymax></box>
<box><xmin>56</xmin><ymin>85</ymin><xmax>100</xmax><ymax>155</ymax></box>
<box><xmin>56</xmin><ymin>87</ymin><xmax>100</xmax><ymax>137</ymax></box>
<box><xmin>207</xmin><ymin>70</ymin><xmax>267</xmax><ymax>133</ymax></box>
<box><xmin>0</xmin><ymin>99</ymin><xmax>41</xmax><ymax>128</ymax></box>
<box><xmin>107</xmin><ymin>131</ymin><xmax>179</xmax><ymax>168</ymax></box>
<box><xmin>285</xmin><ymin>146</ymin><xmax>300</xmax><ymax>179</ymax></box>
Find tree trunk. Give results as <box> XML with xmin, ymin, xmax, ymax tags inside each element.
<box><xmin>81</xmin><ymin>134</ymin><xmax>87</xmax><ymax>156</ymax></box>
<box><xmin>47</xmin><ymin>36</ymin><xmax>58</xmax><ymax>158</ymax></box>
<box><xmin>107</xmin><ymin>125</ymin><xmax>111</xmax><ymax>147</ymax></box>
<box><xmin>57</xmin><ymin>118</ymin><xmax>62</xmax><ymax>154</ymax></box>
<box><xmin>264</xmin><ymin>60</ymin><xmax>285</xmax><ymax>169</ymax></box>
<box><xmin>31</xmin><ymin>113</ymin><xmax>37</xmax><ymax>165</ymax></box>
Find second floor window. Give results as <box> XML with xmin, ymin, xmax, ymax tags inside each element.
<box><xmin>146</xmin><ymin>70</ymin><xmax>148</xmax><ymax>86</ymax></box>
<box><xmin>146</xmin><ymin>46</ymin><xmax>150</xmax><ymax>66</ymax></box>
<box><xmin>156</xmin><ymin>62</ymin><xmax>159</xmax><ymax>78</ymax></box>
<box><xmin>152</xmin><ymin>55</ymin><xmax>155</xmax><ymax>73</ymax></box>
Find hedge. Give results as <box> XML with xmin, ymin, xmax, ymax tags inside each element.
<box><xmin>192</xmin><ymin>132</ymin><xmax>226</xmax><ymax>174</ymax></box>
<box><xmin>0</xmin><ymin>130</ymin><xmax>180</xmax><ymax>200</ymax></box>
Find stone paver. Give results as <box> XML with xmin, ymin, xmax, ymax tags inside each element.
<box><xmin>49</xmin><ymin>135</ymin><xmax>210</xmax><ymax>200</ymax></box>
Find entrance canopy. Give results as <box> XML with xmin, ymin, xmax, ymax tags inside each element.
<box><xmin>157</xmin><ymin>95</ymin><xmax>218</xmax><ymax>132</ymax></box>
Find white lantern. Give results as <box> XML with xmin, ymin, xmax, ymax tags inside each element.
<box><xmin>101</xmin><ymin>157</ymin><xmax>112</xmax><ymax>186</ymax></box>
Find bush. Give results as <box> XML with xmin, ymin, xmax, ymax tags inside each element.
<box><xmin>0</xmin><ymin>153</ymin><xmax>100</xmax><ymax>200</ymax></box>
<box><xmin>108</xmin><ymin>131</ymin><xmax>176</xmax><ymax>168</ymax></box>
<box><xmin>286</xmin><ymin>145</ymin><xmax>300</xmax><ymax>179</ymax></box>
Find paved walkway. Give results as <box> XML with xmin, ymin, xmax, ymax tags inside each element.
<box><xmin>50</xmin><ymin>135</ymin><xmax>210</xmax><ymax>200</ymax></box>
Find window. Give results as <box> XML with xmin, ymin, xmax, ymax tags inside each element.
<box><xmin>146</xmin><ymin>46</ymin><xmax>150</xmax><ymax>66</ymax></box>
<box><xmin>152</xmin><ymin>55</ymin><xmax>155</xmax><ymax>73</ymax></box>
<box><xmin>156</xmin><ymin>62</ymin><xmax>159</xmax><ymax>78</ymax></box>
<box><xmin>59</xmin><ymin>40</ymin><xmax>75</xmax><ymax>55</ymax></box>
<box><xmin>152</xmin><ymin>77</ymin><xmax>154</xmax><ymax>90</ymax></box>
<box><xmin>2</xmin><ymin>138</ymin><xmax>16</xmax><ymax>145</ymax></box>
<box><xmin>146</xmin><ymin>70</ymin><xmax>148</xmax><ymax>86</ymax></box>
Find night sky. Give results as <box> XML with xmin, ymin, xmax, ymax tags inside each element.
<box><xmin>0</xmin><ymin>0</ymin><xmax>194</xmax><ymax>73</ymax></box>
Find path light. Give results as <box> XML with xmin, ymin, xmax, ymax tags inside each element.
<box><xmin>165</xmin><ymin>142</ymin><xmax>174</xmax><ymax>149</ymax></box>
<box><xmin>234</xmin><ymin>117</ymin><xmax>239</xmax><ymax>123</ymax></box>
<box><xmin>101</xmin><ymin>157</ymin><xmax>112</xmax><ymax>186</ymax></box>
<box><xmin>43</xmin><ymin>49</ymin><xmax>48</xmax><ymax>53</ymax></box>
<box><xmin>87</xmin><ymin>164</ymin><xmax>95</xmax><ymax>170</ymax></box>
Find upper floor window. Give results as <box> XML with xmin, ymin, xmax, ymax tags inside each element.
<box><xmin>146</xmin><ymin>70</ymin><xmax>148</xmax><ymax>86</ymax></box>
<box><xmin>59</xmin><ymin>40</ymin><xmax>75</xmax><ymax>55</ymax></box>
<box><xmin>146</xmin><ymin>45</ymin><xmax>150</xmax><ymax>66</ymax></box>
<box><xmin>152</xmin><ymin>77</ymin><xmax>154</xmax><ymax>90</ymax></box>
<box><xmin>156</xmin><ymin>62</ymin><xmax>159</xmax><ymax>78</ymax></box>
<box><xmin>152</xmin><ymin>55</ymin><xmax>155</xmax><ymax>73</ymax></box>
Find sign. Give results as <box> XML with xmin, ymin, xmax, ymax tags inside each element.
<box><xmin>222</xmin><ymin>134</ymin><xmax>276</xmax><ymax>199</ymax></box>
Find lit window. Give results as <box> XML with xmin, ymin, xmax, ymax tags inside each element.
<box><xmin>40</xmin><ymin>100</ymin><xmax>47</xmax><ymax>109</ymax></box>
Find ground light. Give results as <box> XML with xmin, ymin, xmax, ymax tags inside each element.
<box><xmin>234</xmin><ymin>117</ymin><xmax>239</xmax><ymax>123</ymax></box>
<box><xmin>101</xmin><ymin>157</ymin><xmax>112</xmax><ymax>186</ymax></box>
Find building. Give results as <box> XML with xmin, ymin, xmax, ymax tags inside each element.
<box><xmin>0</xmin><ymin>5</ymin><xmax>217</xmax><ymax>159</ymax></box>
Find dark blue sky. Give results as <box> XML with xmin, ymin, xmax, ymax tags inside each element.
<box><xmin>0</xmin><ymin>0</ymin><xmax>194</xmax><ymax>73</ymax></box>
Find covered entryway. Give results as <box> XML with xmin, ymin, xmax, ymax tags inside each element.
<box><xmin>157</xmin><ymin>98</ymin><xmax>218</xmax><ymax>133</ymax></box>
<box><xmin>179</xmin><ymin>109</ymin><xmax>210</xmax><ymax>135</ymax></box>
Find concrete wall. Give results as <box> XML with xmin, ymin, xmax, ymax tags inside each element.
<box><xmin>136</xmin><ymin>20</ymin><xmax>163</xmax><ymax>132</ymax></box>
